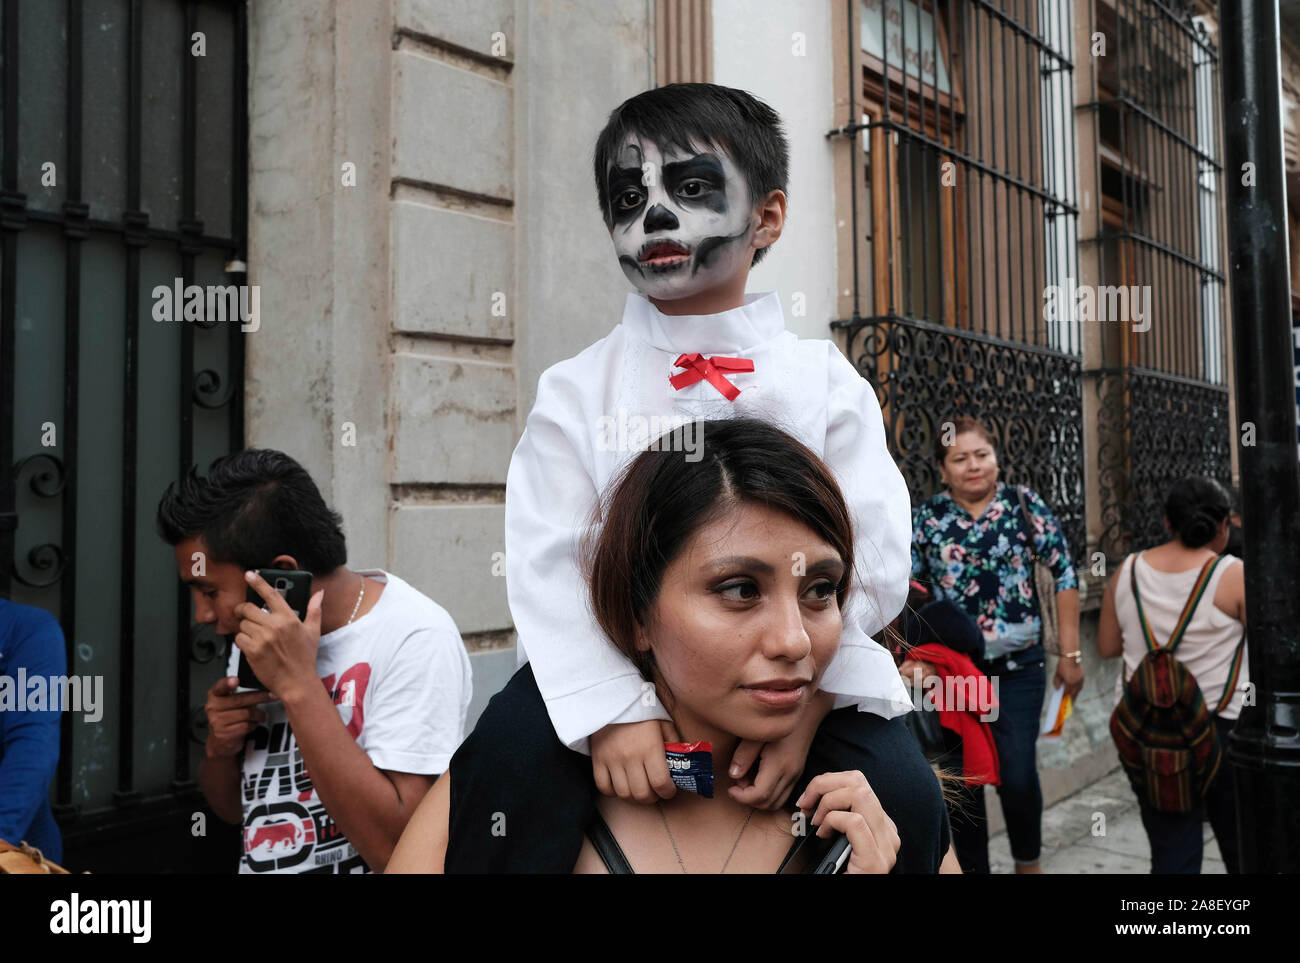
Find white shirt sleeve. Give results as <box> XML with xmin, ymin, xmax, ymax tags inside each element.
<box><xmin>815</xmin><ymin>347</ymin><xmax>914</xmax><ymax>718</ymax></box>
<box><xmin>506</xmin><ymin>364</ymin><xmax>669</xmax><ymax>754</ymax></box>
<box><xmin>358</xmin><ymin>616</ymin><xmax>472</xmax><ymax>775</ymax></box>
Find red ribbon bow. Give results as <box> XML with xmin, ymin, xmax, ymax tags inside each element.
<box><xmin>669</xmin><ymin>353</ymin><xmax>754</xmax><ymax>401</ymax></box>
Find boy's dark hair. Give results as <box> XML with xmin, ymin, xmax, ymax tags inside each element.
<box><xmin>156</xmin><ymin>449</ymin><xmax>347</xmax><ymax>575</ymax></box>
<box><xmin>592</xmin><ymin>83</ymin><xmax>789</xmax><ymax>266</ymax></box>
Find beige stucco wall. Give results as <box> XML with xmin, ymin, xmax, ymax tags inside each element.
<box><xmin>247</xmin><ymin>0</ymin><xmax>654</xmax><ymax>723</ymax></box>
<box><xmin>712</xmin><ymin>0</ymin><xmax>842</xmax><ymax>341</ymax></box>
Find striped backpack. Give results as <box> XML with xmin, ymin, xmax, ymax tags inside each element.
<box><xmin>1109</xmin><ymin>554</ymin><xmax>1246</xmax><ymax>814</ymax></box>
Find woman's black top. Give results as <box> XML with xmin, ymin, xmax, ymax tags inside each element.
<box><xmin>445</xmin><ymin>664</ymin><xmax>950</xmax><ymax>873</ymax></box>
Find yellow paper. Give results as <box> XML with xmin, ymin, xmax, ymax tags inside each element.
<box><xmin>1041</xmin><ymin>683</ymin><xmax>1073</xmax><ymax>738</ymax></box>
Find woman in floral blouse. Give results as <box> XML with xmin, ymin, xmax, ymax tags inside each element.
<box><xmin>909</xmin><ymin>416</ymin><xmax>1083</xmax><ymax>874</ymax></box>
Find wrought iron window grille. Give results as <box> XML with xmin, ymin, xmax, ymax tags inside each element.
<box><xmin>831</xmin><ymin>0</ymin><xmax>1086</xmax><ymax>567</ymax></box>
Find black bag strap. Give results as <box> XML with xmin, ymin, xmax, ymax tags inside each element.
<box><xmin>585</xmin><ymin>810</ymin><xmax>635</xmax><ymax>875</ymax></box>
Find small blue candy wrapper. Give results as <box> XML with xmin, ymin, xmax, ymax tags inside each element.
<box><xmin>665</xmin><ymin>741</ymin><xmax>714</xmax><ymax>798</ymax></box>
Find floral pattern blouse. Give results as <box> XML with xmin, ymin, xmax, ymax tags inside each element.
<box><xmin>911</xmin><ymin>482</ymin><xmax>1077</xmax><ymax>659</ymax></box>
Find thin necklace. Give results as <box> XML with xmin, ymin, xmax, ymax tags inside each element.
<box><xmin>656</xmin><ymin>801</ymin><xmax>755</xmax><ymax>874</ymax></box>
<box><xmin>345</xmin><ymin>577</ymin><xmax>366</xmax><ymax>625</ymax></box>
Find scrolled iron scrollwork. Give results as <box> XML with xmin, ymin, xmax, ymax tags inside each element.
<box><xmin>1092</xmin><ymin>367</ymin><xmax>1231</xmax><ymax>560</ymax></box>
<box><xmin>189</xmin><ymin>621</ymin><xmax>231</xmax><ymax>665</ymax></box>
<box><xmin>842</xmin><ymin>317</ymin><xmax>1086</xmax><ymax>569</ymax></box>
<box><xmin>13</xmin><ymin>542</ymin><xmax>67</xmax><ymax>588</ymax></box>
<box><xmin>10</xmin><ymin>454</ymin><xmax>68</xmax><ymax>588</ymax></box>
<box><xmin>13</xmin><ymin>452</ymin><xmax>66</xmax><ymax>497</ymax></box>
<box><xmin>193</xmin><ymin>368</ymin><xmax>236</xmax><ymax>409</ymax></box>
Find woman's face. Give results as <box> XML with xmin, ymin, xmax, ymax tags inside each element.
<box><xmin>940</xmin><ymin>431</ymin><xmax>999</xmax><ymax>500</ymax></box>
<box><xmin>636</xmin><ymin>500</ymin><xmax>845</xmax><ymax>746</ymax></box>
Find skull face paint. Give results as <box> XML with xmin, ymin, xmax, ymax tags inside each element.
<box><xmin>604</xmin><ymin>136</ymin><xmax>758</xmax><ymax>302</ymax></box>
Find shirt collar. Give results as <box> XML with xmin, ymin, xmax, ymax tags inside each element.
<box><xmin>619</xmin><ymin>290</ymin><xmax>787</xmax><ymax>355</ymax></box>
<box><xmin>936</xmin><ymin>481</ymin><xmax>1009</xmax><ymax>520</ymax></box>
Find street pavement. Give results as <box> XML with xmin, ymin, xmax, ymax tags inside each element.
<box><xmin>985</xmin><ymin>766</ymin><xmax>1227</xmax><ymax>873</ymax></box>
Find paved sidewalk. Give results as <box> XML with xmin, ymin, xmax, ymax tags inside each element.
<box><xmin>986</xmin><ymin>767</ymin><xmax>1227</xmax><ymax>873</ymax></box>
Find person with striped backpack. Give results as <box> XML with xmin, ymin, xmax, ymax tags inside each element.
<box><xmin>1098</xmin><ymin>476</ymin><xmax>1248</xmax><ymax>874</ymax></box>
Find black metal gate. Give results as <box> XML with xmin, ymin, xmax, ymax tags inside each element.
<box><xmin>2</xmin><ymin>0</ymin><xmax>247</xmax><ymax>871</ymax></box>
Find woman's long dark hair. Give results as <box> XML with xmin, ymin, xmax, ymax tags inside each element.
<box><xmin>1165</xmin><ymin>475</ymin><xmax>1231</xmax><ymax>549</ymax></box>
<box><xmin>583</xmin><ymin>418</ymin><xmax>855</xmax><ymax>683</ymax></box>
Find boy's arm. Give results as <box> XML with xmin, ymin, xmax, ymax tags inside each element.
<box><xmin>279</xmin><ymin>679</ymin><xmax>434</xmax><ymax>873</ymax></box>
<box><xmin>197</xmin><ymin>754</ymin><xmax>243</xmax><ymax>825</ymax></box>
<box><xmin>287</xmin><ymin>618</ymin><xmax>470</xmax><ymax>872</ymax></box>
<box><xmin>505</xmin><ymin>367</ymin><xmax>668</xmax><ymax>752</ymax></box>
<box><xmin>236</xmin><ymin>580</ymin><xmax>443</xmax><ymax>873</ymax></box>
<box><xmin>815</xmin><ymin>350</ymin><xmax>914</xmax><ymax>717</ymax></box>
<box><xmin>198</xmin><ymin>659</ymin><xmax>264</xmax><ymax>825</ymax></box>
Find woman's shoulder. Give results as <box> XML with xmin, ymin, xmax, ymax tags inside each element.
<box><xmin>1007</xmin><ymin>482</ymin><xmax>1053</xmax><ymax>514</ymax></box>
<box><xmin>443</xmin><ymin>664</ymin><xmax>596</xmax><ymax>873</ymax></box>
<box><xmin>914</xmin><ymin>490</ymin><xmax>953</xmax><ymax>518</ymax></box>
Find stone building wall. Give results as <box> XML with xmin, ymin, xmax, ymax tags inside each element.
<box><xmin>246</xmin><ymin>0</ymin><xmax>653</xmax><ymax>726</ymax></box>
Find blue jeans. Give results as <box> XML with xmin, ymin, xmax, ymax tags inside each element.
<box><xmin>1133</xmin><ymin>716</ymin><xmax>1240</xmax><ymax>874</ymax></box>
<box><xmin>943</xmin><ymin>643</ymin><xmax>1047</xmax><ymax>872</ymax></box>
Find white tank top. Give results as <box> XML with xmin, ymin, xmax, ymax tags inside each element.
<box><xmin>1112</xmin><ymin>553</ymin><xmax>1249</xmax><ymax>720</ymax></box>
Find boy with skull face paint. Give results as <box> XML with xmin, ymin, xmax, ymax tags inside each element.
<box><xmin>443</xmin><ymin>84</ymin><xmax>920</xmax><ymax>871</ymax></box>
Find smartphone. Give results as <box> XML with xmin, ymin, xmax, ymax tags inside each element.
<box><xmin>814</xmin><ymin>833</ymin><xmax>853</xmax><ymax>874</ymax></box>
<box><xmin>778</xmin><ymin>828</ymin><xmax>852</xmax><ymax>874</ymax></box>
<box><xmin>236</xmin><ymin>569</ymin><xmax>313</xmax><ymax>691</ymax></box>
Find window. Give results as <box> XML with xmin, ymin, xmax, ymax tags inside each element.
<box><xmin>833</xmin><ymin>0</ymin><xmax>1085</xmax><ymax>564</ymax></box>
<box><xmin>1084</xmin><ymin>0</ymin><xmax>1232</xmax><ymax>557</ymax></box>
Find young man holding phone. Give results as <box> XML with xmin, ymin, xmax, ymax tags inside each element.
<box><xmin>157</xmin><ymin>449</ymin><xmax>471</xmax><ymax>873</ymax></box>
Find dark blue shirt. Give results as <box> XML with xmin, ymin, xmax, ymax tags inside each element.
<box><xmin>0</xmin><ymin>600</ymin><xmax>65</xmax><ymax>861</ymax></box>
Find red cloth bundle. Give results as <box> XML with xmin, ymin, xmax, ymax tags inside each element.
<box><xmin>909</xmin><ymin>643</ymin><xmax>1001</xmax><ymax>787</ymax></box>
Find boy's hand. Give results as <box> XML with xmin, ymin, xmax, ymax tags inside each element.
<box><xmin>727</xmin><ymin>689</ymin><xmax>835</xmax><ymax>810</ymax></box>
<box><xmin>234</xmin><ymin>571</ymin><xmax>323</xmax><ymax>701</ymax></box>
<box><xmin>204</xmin><ymin>676</ymin><xmax>274</xmax><ymax>759</ymax></box>
<box><xmin>591</xmin><ymin>719</ymin><xmax>681</xmax><ymax>804</ymax></box>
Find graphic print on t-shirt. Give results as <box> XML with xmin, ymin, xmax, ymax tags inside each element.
<box><xmin>240</xmin><ymin>662</ymin><xmax>373</xmax><ymax>874</ymax></box>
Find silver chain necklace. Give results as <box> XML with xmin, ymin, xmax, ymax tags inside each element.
<box><xmin>656</xmin><ymin>801</ymin><xmax>755</xmax><ymax>874</ymax></box>
<box><xmin>345</xmin><ymin>577</ymin><xmax>366</xmax><ymax>625</ymax></box>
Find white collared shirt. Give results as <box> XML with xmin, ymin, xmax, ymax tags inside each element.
<box><xmin>506</xmin><ymin>291</ymin><xmax>915</xmax><ymax>752</ymax></box>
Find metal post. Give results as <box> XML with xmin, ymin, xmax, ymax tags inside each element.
<box><xmin>1218</xmin><ymin>0</ymin><xmax>1300</xmax><ymax>874</ymax></box>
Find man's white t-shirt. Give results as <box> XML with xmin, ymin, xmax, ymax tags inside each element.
<box><xmin>227</xmin><ymin>569</ymin><xmax>471</xmax><ymax>874</ymax></box>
